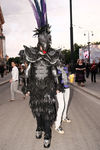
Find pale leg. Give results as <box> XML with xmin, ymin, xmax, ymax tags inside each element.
<box><xmin>11</xmin><ymin>81</ymin><xmax>24</xmax><ymax>100</ymax></box>
<box><xmin>55</xmin><ymin>92</ymin><xmax>64</xmax><ymax>129</ymax></box>
<box><xmin>11</xmin><ymin>82</ymin><xmax>15</xmax><ymax>100</ymax></box>
<box><xmin>62</xmin><ymin>88</ymin><xmax>70</xmax><ymax>120</ymax></box>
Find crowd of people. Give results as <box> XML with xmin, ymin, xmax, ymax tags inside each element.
<box><xmin>75</xmin><ymin>59</ymin><xmax>99</xmax><ymax>87</ymax></box>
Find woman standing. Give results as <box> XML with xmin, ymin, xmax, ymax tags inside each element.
<box><xmin>75</xmin><ymin>59</ymin><xmax>86</xmax><ymax>86</ymax></box>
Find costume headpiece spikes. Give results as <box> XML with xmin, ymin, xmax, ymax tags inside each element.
<box><xmin>28</xmin><ymin>0</ymin><xmax>51</xmax><ymax>51</ymax></box>
<box><xmin>28</xmin><ymin>0</ymin><xmax>48</xmax><ymax>28</ymax></box>
<box><xmin>29</xmin><ymin>0</ymin><xmax>41</xmax><ymax>27</ymax></box>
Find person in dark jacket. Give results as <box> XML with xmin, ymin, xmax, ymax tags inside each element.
<box><xmin>90</xmin><ymin>60</ymin><xmax>97</xmax><ymax>82</ymax></box>
<box><xmin>75</xmin><ymin>59</ymin><xmax>86</xmax><ymax>86</ymax></box>
<box><xmin>86</xmin><ymin>62</ymin><xmax>90</xmax><ymax>78</ymax></box>
<box><xmin>0</xmin><ymin>64</ymin><xmax>5</xmax><ymax>78</ymax></box>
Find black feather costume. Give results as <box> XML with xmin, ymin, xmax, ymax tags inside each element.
<box><xmin>24</xmin><ymin>45</ymin><xmax>60</xmax><ymax>125</ymax></box>
<box><xmin>22</xmin><ymin>1</ymin><xmax>62</xmax><ymax>146</ymax></box>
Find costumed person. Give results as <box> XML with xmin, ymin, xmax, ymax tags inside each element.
<box><xmin>55</xmin><ymin>60</ymin><xmax>71</xmax><ymax>134</ymax></box>
<box><xmin>22</xmin><ymin>0</ymin><xmax>61</xmax><ymax>148</ymax></box>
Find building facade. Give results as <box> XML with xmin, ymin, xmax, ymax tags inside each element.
<box><xmin>0</xmin><ymin>6</ymin><xmax>5</xmax><ymax>59</ymax></box>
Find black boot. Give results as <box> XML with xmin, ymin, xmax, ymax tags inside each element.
<box><xmin>44</xmin><ymin>139</ymin><xmax>51</xmax><ymax>148</ymax></box>
<box><xmin>36</xmin><ymin>130</ymin><xmax>42</xmax><ymax>139</ymax></box>
<box><xmin>44</xmin><ymin>133</ymin><xmax>51</xmax><ymax>148</ymax></box>
<box><xmin>35</xmin><ymin>115</ymin><xmax>43</xmax><ymax>139</ymax></box>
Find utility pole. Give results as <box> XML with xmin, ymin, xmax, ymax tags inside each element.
<box><xmin>69</xmin><ymin>0</ymin><xmax>74</xmax><ymax>73</ymax></box>
<box><xmin>84</xmin><ymin>31</ymin><xmax>94</xmax><ymax>63</ymax></box>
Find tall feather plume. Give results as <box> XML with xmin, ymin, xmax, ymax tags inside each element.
<box><xmin>33</xmin><ymin>0</ymin><xmax>41</xmax><ymax>18</ymax></box>
<box><xmin>29</xmin><ymin>0</ymin><xmax>41</xmax><ymax>27</ymax></box>
<box><xmin>40</xmin><ymin>0</ymin><xmax>48</xmax><ymax>26</ymax></box>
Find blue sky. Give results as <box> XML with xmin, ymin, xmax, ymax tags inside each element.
<box><xmin>0</xmin><ymin>0</ymin><xmax>100</xmax><ymax>57</ymax></box>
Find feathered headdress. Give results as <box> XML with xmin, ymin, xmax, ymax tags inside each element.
<box><xmin>29</xmin><ymin>0</ymin><xmax>50</xmax><ymax>33</ymax></box>
<box><xmin>23</xmin><ymin>0</ymin><xmax>60</xmax><ymax>62</ymax></box>
<box><xmin>28</xmin><ymin>0</ymin><xmax>51</xmax><ymax>50</ymax></box>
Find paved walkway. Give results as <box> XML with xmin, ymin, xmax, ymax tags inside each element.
<box><xmin>0</xmin><ymin>83</ymin><xmax>100</xmax><ymax>150</ymax></box>
<box><xmin>0</xmin><ymin>73</ymin><xmax>11</xmax><ymax>86</ymax></box>
<box><xmin>72</xmin><ymin>73</ymin><xmax>100</xmax><ymax>99</ymax></box>
<box><xmin>0</xmin><ymin>72</ymin><xmax>100</xmax><ymax>99</ymax></box>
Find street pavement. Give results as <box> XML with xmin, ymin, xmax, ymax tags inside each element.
<box><xmin>0</xmin><ymin>82</ymin><xmax>100</xmax><ymax>150</ymax></box>
<box><xmin>0</xmin><ymin>73</ymin><xmax>11</xmax><ymax>86</ymax></box>
<box><xmin>72</xmin><ymin>73</ymin><xmax>100</xmax><ymax>99</ymax></box>
<box><xmin>0</xmin><ymin>72</ymin><xmax>100</xmax><ymax>99</ymax></box>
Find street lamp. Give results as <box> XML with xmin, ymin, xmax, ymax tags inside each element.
<box><xmin>69</xmin><ymin>0</ymin><xmax>74</xmax><ymax>73</ymax></box>
<box><xmin>84</xmin><ymin>31</ymin><xmax>94</xmax><ymax>63</ymax></box>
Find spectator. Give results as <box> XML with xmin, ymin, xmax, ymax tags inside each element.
<box><xmin>75</xmin><ymin>59</ymin><xmax>86</xmax><ymax>86</ymax></box>
<box><xmin>19</xmin><ymin>64</ymin><xmax>25</xmax><ymax>85</ymax></box>
<box><xmin>98</xmin><ymin>61</ymin><xmax>100</xmax><ymax>73</ymax></box>
<box><xmin>86</xmin><ymin>61</ymin><xmax>90</xmax><ymax>78</ymax></box>
<box><xmin>0</xmin><ymin>64</ymin><xmax>5</xmax><ymax>78</ymax></box>
<box><xmin>9</xmin><ymin>61</ymin><xmax>25</xmax><ymax>101</ymax></box>
<box><xmin>55</xmin><ymin>62</ymin><xmax>71</xmax><ymax>134</ymax></box>
<box><xmin>90</xmin><ymin>60</ymin><xmax>97</xmax><ymax>82</ymax></box>
<box><xmin>21</xmin><ymin>62</ymin><xmax>30</xmax><ymax>97</ymax></box>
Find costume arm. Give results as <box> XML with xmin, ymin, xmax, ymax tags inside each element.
<box><xmin>52</xmin><ymin>66</ymin><xmax>64</xmax><ymax>92</ymax></box>
<box><xmin>52</xmin><ymin>66</ymin><xmax>59</xmax><ymax>84</ymax></box>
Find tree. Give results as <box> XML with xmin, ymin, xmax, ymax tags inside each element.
<box><xmin>61</xmin><ymin>49</ymin><xmax>71</xmax><ymax>64</ymax></box>
<box><xmin>61</xmin><ymin>43</ymin><xmax>82</xmax><ymax>64</ymax></box>
<box><xmin>92</xmin><ymin>41</ymin><xmax>100</xmax><ymax>45</ymax></box>
<box><xmin>73</xmin><ymin>43</ymin><xmax>81</xmax><ymax>63</ymax></box>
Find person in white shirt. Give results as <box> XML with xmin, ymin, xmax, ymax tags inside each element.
<box><xmin>9</xmin><ymin>61</ymin><xmax>24</xmax><ymax>101</ymax></box>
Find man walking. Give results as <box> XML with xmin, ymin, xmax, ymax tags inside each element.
<box><xmin>90</xmin><ymin>60</ymin><xmax>97</xmax><ymax>82</ymax></box>
<box><xmin>9</xmin><ymin>61</ymin><xmax>24</xmax><ymax>101</ymax></box>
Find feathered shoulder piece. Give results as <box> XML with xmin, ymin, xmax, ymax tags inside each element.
<box><xmin>24</xmin><ymin>45</ymin><xmax>39</xmax><ymax>62</ymax></box>
<box><xmin>47</xmin><ymin>48</ymin><xmax>61</xmax><ymax>64</ymax></box>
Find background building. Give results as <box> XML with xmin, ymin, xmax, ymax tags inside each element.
<box><xmin>0</xmin><ymin>6</ymin><xmax>5</xmax><ymax>59</ymax></box>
